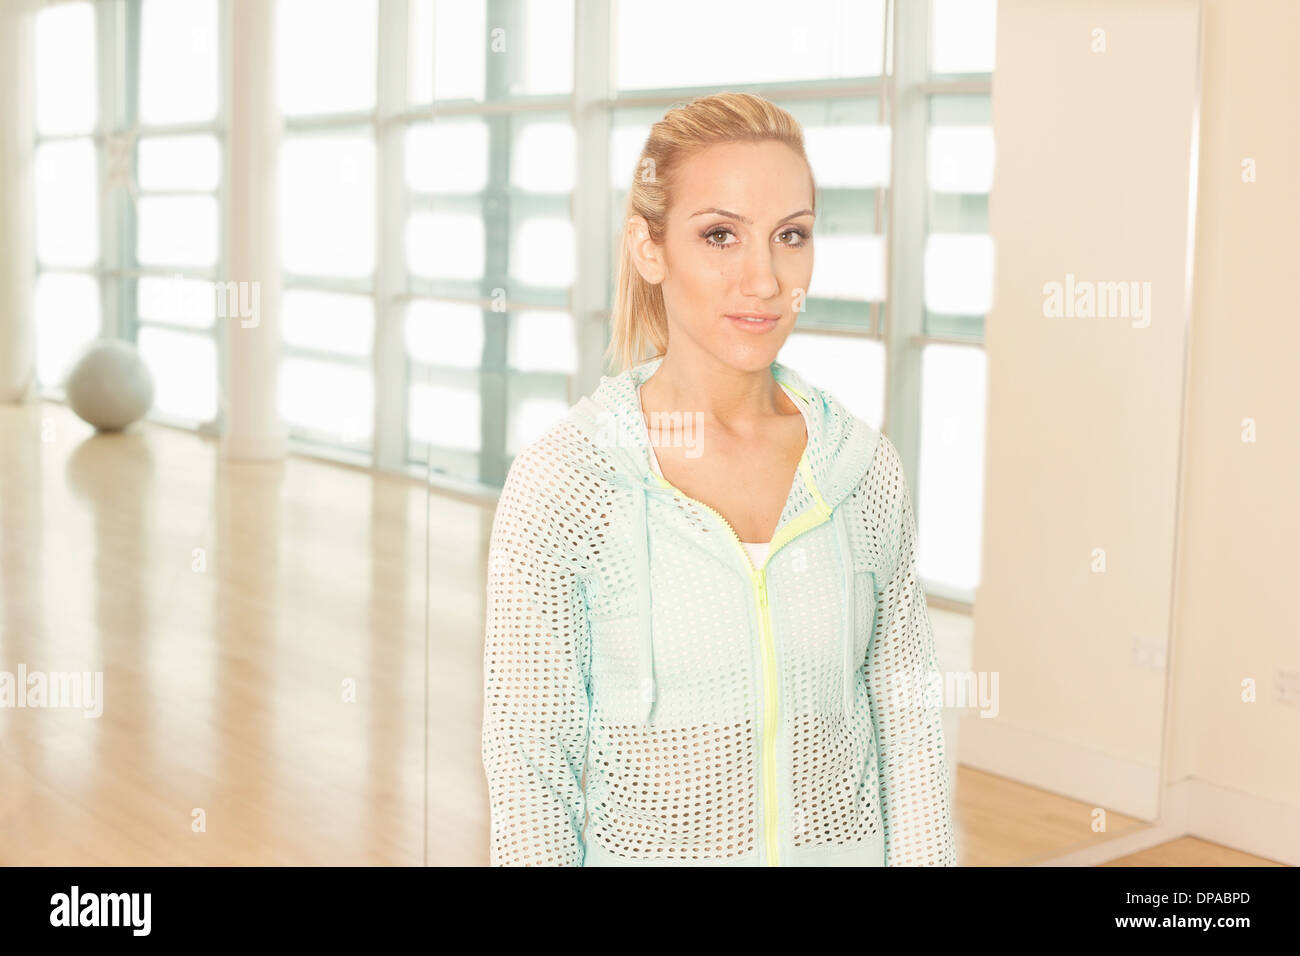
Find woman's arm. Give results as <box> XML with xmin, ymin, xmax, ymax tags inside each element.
<box><xmin>481</xmin><ymin>439</ymin><xmax>592</xmax><ymax>866</ymax></box>
<box><xmin>864</xmin><ymin>436</ymin><xmax>958</xmax><ymax>866</ymax></box>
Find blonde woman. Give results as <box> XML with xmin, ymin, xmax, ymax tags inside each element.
<box><xmin>482</xmin><ymin>91</ymin><xmax>956</xmax><ymax>867</ymax></box>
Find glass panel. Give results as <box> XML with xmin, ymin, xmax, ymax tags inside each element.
<box><xmin>136</xmin><ymin>196</ymin><xmax>220</xmax><ymax>268</ymax></box>
<box><xmin>282</xmin><ymin>290</ymin><xmax>375</xmax><ymax>357</ymax></box>
<box><xmin>407</xmin><ymin>111</ymin><xmax>573</xmax><ymax>298</ymax></box>
<box><xmin>928</xmin><ymin>127</ymin><xmax>995</xmax><ymax>194</ymax></box>
<box><xmin>406</xmin><ymin>0</ymin><xmax>435</xmax><ymax>104</ymax></box>
<box><xmin>35</xmin><ymin>272</ymin><xmax>101</xmax><ymax>387</ymax></box>
<box><xmin>407</xmin><ymin>0</ymin><xmax>574</xmax><ymax>104</ymax></box>
<box><xmin>508</xmin><ymin>311</ymin><xmax>575</xmax><ymax>373</ymax></box>
<box><xmin>805</xmin><ymin>124</ymin><xmax>891</xmax><ymax>189</ymax></box>
<box><xmin>514</xmin><ymin>0</ymin><xmax>574</xmax><ymax>96</ymax></box>
<box><xmin>408</xmin><ymin>0</ymin><xmax>483</xmax><ymax>103</ymax></box>
<box><xmin>279</xmin><ymin>357</ymin><xmax>375</xmax><ymax>444</ymax></box>
<box><xmin>276</xmin><ymin>0</ymin><xmax>377</xmax><ymax>115</ymax></box>
<box><xmin>280</xmin><ymin>134</ymin><xmax>376</xmax><ymax>279</ymax></box>
<box><xmin>779</xmin><ymin>332</ymin><xmax>884</xmax><ymax>429</ymax></box>
<box><xmin>137</xmin><ymin>135</ymin><xmax>221</xmax><ymax>192</ymax></box>
<box><xmin>924</xmin><ymin>234</ymin><xmax>994</xmax><ymax>315</ymax></box>
<box><xmin>137</xmin><ymin>276</ymin><xmax>218</xmax><ymax>329</ymax></box>
<box><xmin>408</xmin><ymin>379</ymin><xmax>480</xmax><ymax>450</ymax></box>
<box><xmin>406</xmin><ymin>212</ymin><xmax>485</xmax><ymax>280</ymax></box>
<box><xmin>510</xmin><ymin>218</ymin><xmax>574</xmax><ymax>288</ymax></box>
<box><xmin>615</xmin><ymin>0</ymin><xmax>885</xmax><ymax>89</ymax></box>
<box><xmin>925</xmin><ymin>94</ymin><xmax>994</xmax><ymax>335</ymax></box>
<box><xmin>917</xmin><ymin>344</ymin><xmax>986</xmax><ymax>590</ymax></box>
<box><xmin>136</xmin><ymin>326</ymin><xmax>218</xmax><ymax>421</ymax></box>
<box><xmin>140</xmin><ymin>0</ymin><xmax>218</xmax><ymax>124</ymax></box>
<box><xmin>505</xmin><ymin>374</ymin><xmax>569</xmax><ymax>456</ymax></box>
<box><xmin>806</xmin><ymin>235</ymin><xmax>885</xmax><ymax>302</ymax></box>
<box><xmin>35</xmin><ymin>140</ymin><xmax>98</xmax><ymax>269</ymax></box>
<box><xmin>511</xmin><ymin>122</ymin><xmax>574</xmax><ymax>193</ymax></box>
<box><xmin>405</xmin><ymin>300</ymin><xmax>483</xmax><ymax>367</ymax></box>
<box><xmin>931</xmin><ymin>0</ymin><xmax>998</xmax><ymax>75</ymax></box>
<box><xmin>405</xmin><ymin>120</ymin><xmax>489</xmax><ymax>194</ymax></box>
<box><xmin>35</xmin><ymin>2</ymin><xmax>95</xmax><ymax>136</ymax></box>
<box><xmin>610</xmin><ymin>120</ymin><xmax>652</xmax><ymax>191</ymax></box>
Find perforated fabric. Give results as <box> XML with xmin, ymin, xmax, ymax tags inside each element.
<box><xmin>481</xmin><ymin>354</ymin><xmax>956</xmax><ymax>867</ymax></box>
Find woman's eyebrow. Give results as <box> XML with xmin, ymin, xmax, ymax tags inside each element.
<box><xmin>689</xmin><ymin>207</ymin><xmax>815</xmax><ymax>224</ymax></box>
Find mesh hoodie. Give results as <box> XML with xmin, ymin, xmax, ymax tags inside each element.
<box><xmin>481</xmin><ymin>354</ymin><xmax>957</xmax><ymax>866</ymax></box>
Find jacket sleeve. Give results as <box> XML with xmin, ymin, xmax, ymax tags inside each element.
<box><xmin>480</xmin><ymin>440</ymin><xmax>592</xmax><ymax>866</ymax></box>
<box><xmin>864</xmin><ymin>437</ymin><xmax>958</xmax><ymax>866</ymax></box>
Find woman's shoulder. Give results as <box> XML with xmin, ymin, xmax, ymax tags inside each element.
<box><xmin>499</xmin><ymin>417</ymin><xmax>600</xmax><ymax>502</ymax></box>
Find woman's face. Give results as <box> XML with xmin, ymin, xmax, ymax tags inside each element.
<box><xmin>631</xmin><ymin>140</ymin><xmax>815</xmax><ymax>373</ymax></box>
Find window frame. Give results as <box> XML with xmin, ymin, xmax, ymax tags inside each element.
<box><xmin>33</xmin><ymin>0</ymin><xmax>990</xmax><ymax>608</ymax></box>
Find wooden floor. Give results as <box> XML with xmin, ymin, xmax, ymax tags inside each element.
<box><xmin>0</xmin><ymin>402</ymin><xmax>1284</xmax><ymax>866</ymax></box>
<box><xmin>1104</xmin><ymin>837</ymin><xmax>1285</xmax><ymax>867</ymax></box>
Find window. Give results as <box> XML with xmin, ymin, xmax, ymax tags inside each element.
<box><xmin>31</xmin><ymin>0</ymin><xmax>996</xmax><ymax>602</ymax></box>
<box><xmin>33</xmin><ymin>0</ymin><xmax>223</xmax><ymax>425</ymax></box>
<box><xmin>34</xmin><ymin>2</ymin><xmax>100</xmax><ymax>392</ymax></box>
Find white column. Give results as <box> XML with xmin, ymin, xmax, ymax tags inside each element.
<box><xmin>0</xmin><ymin>0</ymin><xmax>37</xmax><ymax>404</ymax></box>
<box><xmin>221</xmin><ymin>0</ymin><xmax>286</xmax><ymax>459</ymax></box>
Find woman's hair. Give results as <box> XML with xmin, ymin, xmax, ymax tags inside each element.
<box><xmin>605</xmin><ymin>92</ymin><xmax>817</xmax><ymax>374</ymax></box>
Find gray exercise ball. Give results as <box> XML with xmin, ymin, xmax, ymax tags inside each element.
<box><xmin>65</xmin><ymin>339</ymin><xmax>155</xmax><ymax>431</ymax></box>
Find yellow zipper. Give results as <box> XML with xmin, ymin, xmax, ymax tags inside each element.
<box><xmin>648</xmin><ymin>456</ymin><xmax>832</xmax><ymax>866</ymax></box>
<box><xmin>754</xmin><ymin>569</ymin><xmax>778</xmax><ymax>865</ymax></box>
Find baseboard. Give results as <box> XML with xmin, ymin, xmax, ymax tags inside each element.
<box><xmin>959</xmin><ymin>710</ymin><xmax>1162</xmax><ymax>819</ymax></box>
<box><xmin>1181</xmin><ymin>777</ymin><xmax>1299</xmax><ymax>866</ymax></box>
<box><xmin>1032</xmin><ymin>777</ymin><xmax>1299</xmax><ymax>866</ymax></box>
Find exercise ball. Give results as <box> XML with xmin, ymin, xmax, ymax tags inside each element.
<box><xmin>64</xmin><ymin>339</ymin><xmax>155</xmax><ymax>431</ymax></box>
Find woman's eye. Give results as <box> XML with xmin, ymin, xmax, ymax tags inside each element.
<box><xmin>704</xmin><ymin>226</ymin><xmax>809</xmax><ymax>248</ymax></box>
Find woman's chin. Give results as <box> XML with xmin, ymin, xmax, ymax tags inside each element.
<box><xmin>714</xmin><ymin>343</ymin><xmax>785</xmax><ymax>373</ymax></box>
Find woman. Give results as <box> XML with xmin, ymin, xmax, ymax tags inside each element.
<box><xmin>481</xmin><ymin>92</ymin><xmax>956</xmax><ymax>867</ymax></box>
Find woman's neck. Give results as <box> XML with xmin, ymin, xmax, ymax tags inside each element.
<box><xmin>641</xmin><ymin>349</ymin><xmax>797</xmax><ymax>437</ymax></box>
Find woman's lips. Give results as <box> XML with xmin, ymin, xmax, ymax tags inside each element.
<box><xmin>725</xmin><ymin>312</ymin><xmax>780</xmax><ymax>332</ymax></box>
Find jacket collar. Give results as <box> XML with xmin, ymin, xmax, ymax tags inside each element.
<box><xmin>568</xmin><ymin>354</ymin><xmax>880</xmax><ymax>514</ymax></box>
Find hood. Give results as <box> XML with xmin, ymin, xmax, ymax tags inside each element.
<box><xmin>566</xmin><ymin>354</ymin><xmax>882</xmax><ymax>723</ymax></box>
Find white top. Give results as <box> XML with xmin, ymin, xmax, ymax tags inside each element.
<box><xmin>638</xmin><ymin>381</ymin><xmax>811</xmax><ymax>570</ymax></box>
<box><xmin>741</xmin><ymin>540</ymin><xmax>771</xmax><ymax>568</ymax></box>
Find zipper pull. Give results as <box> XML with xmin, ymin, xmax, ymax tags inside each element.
<box><xmin>758</xmin><ymin>579</ymin><xmax>769</xmax><ymax>611</ymax></box>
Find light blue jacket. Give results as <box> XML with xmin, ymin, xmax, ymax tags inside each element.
<box><xmin>482</xmin><ymin>355</ymin><xmax>957</xmax><ymax>866</ymax></box>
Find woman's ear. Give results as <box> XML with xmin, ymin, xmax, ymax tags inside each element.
<box><xmin>625</xmin><ymin>215</ymin><xmax>665</xmax><ymax>285</ymax></box>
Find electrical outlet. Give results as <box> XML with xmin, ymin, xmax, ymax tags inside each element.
<box><xmin>1274</xmin><ymin>668</ymin><xmax>1300</xmax><ymax>707</ymax></box>
<box><xmin>1132</xmin><ymin>635</ymin><xmax>1166</xmax><ymax>671</ymax></box>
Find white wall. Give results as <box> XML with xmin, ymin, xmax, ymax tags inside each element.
<box><xmin>1164</xmin><ymin>0</ymin><xmax>1300</xmax><ymax>864</ymax></box>
<box><xmin>964</xmin><ymin>0</ymin><xmax>1201</xmax><ymax>820</ymax></box>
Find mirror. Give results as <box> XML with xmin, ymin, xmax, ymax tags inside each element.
<box><xmin>961</xmin><ymin>0</ymin><xmax>1202</xmax><ymax>863</ymax></box>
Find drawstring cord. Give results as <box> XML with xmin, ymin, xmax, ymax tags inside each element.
<box><xmin>578</xmin><ymin>378</ymin><xmax>863</xmax><ymax>728</ymax></box>
<box><xmin>626</xmin><ymin>469</ymin><xmax>857</xmax><ymax>726</ymax></box>
<box><xmin>637</xmin><ymin>477</ymin><xmax>658</xmax><ymax>725</ymax></box>
<box><xmin>832</xmin><ymin>506</ymin><xmax>858</xmax><ymax>715</ymax></box>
